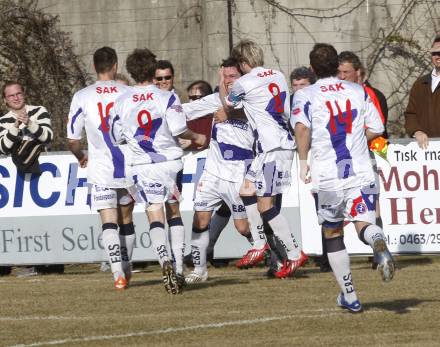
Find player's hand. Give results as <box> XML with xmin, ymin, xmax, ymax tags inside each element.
<box><xmin>178</xmin><ymin>138</ymin><xmax>192</xmax><ymax>150</ymax></box>
<box><xmin>214</xmin><ymin>107</ymin><xmax>228</xmax><ymax>123</ymax></box>
<box><xmin>79</xmin><ymin>154</ymin><xmax>88</xmax><ymax>168</ymax></box>
<box><xmin>299</xmin><ymin>160</ymin><xmax>311</xmax><ymax>184</ymax></box>
<box><xmin>414</xmin><ymin>131</ymin><xmax>429</xmax><ymax>150</ymax></box>
<box><xmin>218</xmin><ymin>67</ymin><xmax>224</xmax><ymax>85</ymax></box>
<box><xmin>193</xmin><ymin>133</ymin><xmax>207</xmax><ymax>149</ymax></box>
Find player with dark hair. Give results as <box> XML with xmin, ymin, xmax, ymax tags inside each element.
<box><xmin>293</xmin><ymin>43</ymin><xmax>395</xmax><ymax>313</ymax></box>
<box><xmin>110</xmin><ymin>48</ymin><xmax>206</xmax><ymax>294</ymax></box>
<box><xmin>182</xmin><ymin>57</ymin><xmax>269</xmax><ymax>283</ymax></box>
<box><xmin>67</xmin><ymin>46</ymin><xmax>134</xmax><ymax>290</ymax></box>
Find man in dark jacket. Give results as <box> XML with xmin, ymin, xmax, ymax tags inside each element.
<box><xmin>405</xmin><ymin>35</ymin><xmax>440</xmax><ymax>149</ymax></box>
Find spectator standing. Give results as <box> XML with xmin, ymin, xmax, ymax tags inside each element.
<box><xmin>182</xmin><ymin>80</ymin><xmax>214</xmax><ymax>150</ymax></box>
<box><xmin>154</xmin><ymin>60</ymin><xmax>176</xmax><ymax>94</ymax></box>
<box><xmin>289</xmin><ymin>66</ymin><xmax>316</xmax><ymax>106</ymax></box>
<box><xmin>338</xmin><ymin>51</ymin><xmax>388</xmax><ymax>136</ymax></box>
<box><xmin>405</xmin><ymin>35</ymin><xmax>440</xmax><ymax>149</ymax></box>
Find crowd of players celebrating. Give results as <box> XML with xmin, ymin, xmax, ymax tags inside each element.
<box><xmin>65</xmin><ymin>40</ymin><xmax>395</xmax><ymax>313</ymax></box>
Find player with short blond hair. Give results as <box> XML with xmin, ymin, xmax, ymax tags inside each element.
<box><xmin>222</xmin><ymin>39</ymin><xmax>307</xmax><ymax>279</ymax></box>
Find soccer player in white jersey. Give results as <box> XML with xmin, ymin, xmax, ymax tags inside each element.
<box><xmin>182</xmin><ymin>57</ymin><xmax>269</xmax><ymax>283</ymax></box>
<box><xmin>221</xmin><ymin>40</ymin><xmax>307</xmax><ymax>279</ymax></box>
<box><xmin>67</xmin><ymin>47</ymin><xmax>134</xmax><ymax>290</ymax></box>
<box><xmin>292</xmin><ymin>43</ymin><xmax>395</xmax><ymax>313</ymax></box>
<box><xmin>110</xmin><ymin>48</ymin><xmax>206</xmax><ymax>294</ymax></box>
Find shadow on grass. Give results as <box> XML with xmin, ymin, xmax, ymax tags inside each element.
<box><xmin>183</xmin><ymin>277</ymin><xmax>249</xmax><ymax>292</ymax></box>
<box><xmin>127</xmin><ymin>277</ymin><xmax>248</xmax><ymax>289</ymax></box>
<box><xmin>394</xmin><ymin>257</ymin><xmax>433</xmax><ymax>269</ymax></box>
<box><xmin>364</xmin><ymin>298</ymin><xmax>436</xmax><ymax>314</ymax></box>
<box><xmin>129</xmin><ymin>279</ymin><xmax>163</xmax><ymax>287</ymax></box>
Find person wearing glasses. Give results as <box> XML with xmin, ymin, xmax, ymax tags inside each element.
<box><xmin>0</xmin><ymin>81</ymin><xmax>55</xmax><ymax>277</ymax></box>
<box><xmin>154</xmin><ymin>60</ymin><xmax>176</xmax><ymax>93</ymax></box>
<box><xmin>181</xmin><ymin>80</ymin><xmax>214</xmax><ymax>150</ymax></box>
<box><xmin>0</xmin><ymin>81</ymin><xmax>53</xmax><ymax>155</ymax></box>
<box><xmin>405</xmin><ymin>35</ymin><xmax>440</xmax><ymax>149</ymax></box>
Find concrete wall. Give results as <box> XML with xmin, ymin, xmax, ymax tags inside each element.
<box><xmin>38</xmin><ymin>0</ymin><xmax>210</xmax><ymax>95</ymax></box>
<box><xmin>38</xmin><ymin>0</ymin><xmax>440</xmax><ymax>133</ymax></box>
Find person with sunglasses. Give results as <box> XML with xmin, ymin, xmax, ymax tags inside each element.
<box><xmin>405</xmin><ymin>35</ymin><xmax>440</xmax><ymax>149</ymax></box>
<box><xmin>154</xmin><ymin>60</ymin><xmax>175</xmax><ymax>93</ymax></box>
<box><xmin>180</xmin><ymin>80</ymin><xmax>214</xmax><ymax>150</ymax></box>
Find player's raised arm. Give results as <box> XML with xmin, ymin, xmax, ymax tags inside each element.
<box><xmin>166</xmin><ymin>94</ymin><xmax>207</xmax><ymax>149</ymax></box>
<box><xmin>182</xmin><ymin>93</ymin><xmax>221</xmax><ymax>121</ymax></box>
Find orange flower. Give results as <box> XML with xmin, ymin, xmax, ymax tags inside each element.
<box><xmin>369</xmin><ymin>136</ymin><xmax>388</xmax><ymax>161</ymax></box>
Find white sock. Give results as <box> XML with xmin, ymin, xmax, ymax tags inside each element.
<box><xmin>168</xmin><ymin>218</ymin><xmax>185</xmax><ymax>275</ymax></box>
<box><xmin>119</xmin><ymin>223</ymin><xmax>135</xmax><ymax>274</ymax></box>
<box><xmin>191</xmin><ymin>227</ymin><xmax>209</xmax><ymax>274</ymax></box>
<box><xmin>242</xmin><ymin>197</ymin><xmax>267</xmax><ymax>249</ymax></box>
<box><xmin>262</xmin><ymin>207</ymin><xmax>300</xmax><ymax>259</ymax></box>
<box><xmin>207</xmin><ymin>211</ymin><xmax>230</xmax><ymax>254</ymax></box>
<box><xmin>149</xmin><ymin>222</ymin><xmax>169</xmax><ymax>267</ymax></box>
<box><xmin>360</xmin><ymin>224</ymin><xmax>385</xmax><ymax>247</ymax></box>
<box><xmin>102</xmin><ymin>223</ymin><xmax>123</xmax><ymax>280</ymax></box>
<box><xmin>326</xmin><ymin>237</ymin><xmax>358</xmax><ymax>303</ymax></box>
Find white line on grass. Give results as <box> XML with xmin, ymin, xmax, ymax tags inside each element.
<box><xmin>8</xmin><ymin>308</ymin><xmax>407</xmax><ymax>347</ymax></box>
<box><xmin>0</xmin><ymin>307</ymin><xmax>349</xmax><ymax>322</ymax></box>
<box><xmin>0</xmin><ymin>315</ymin><xmax>86</xmax><ymax>321</ymax></box>
<box><xmin>1</xmin><ymin>307</ymin><xmax>419</xmax><ymax>323</ymax></box>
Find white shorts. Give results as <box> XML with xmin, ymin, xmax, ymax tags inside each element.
<box><xmin>315</xmin><ymin>183</ymin><xmax>378</xmax><ymax>226</ymax></box>
<box><xmin>245</xmin><ymin>149</ymin><xmax>293</xmax><ymax>197</ymax></box>
<box><xmin>128</xmin><ymin>160</ymin><xmax>183</xmax><ymax>208</ymax></box>
<box><xmin>91</xmin><ymin>185</ymin><xmax>133</xmax><ymax>211</ymax></box>
<box><xmin>194</xmin><ymin>170</ymin><xmax>247</xmax><ymax>220</ymax></box>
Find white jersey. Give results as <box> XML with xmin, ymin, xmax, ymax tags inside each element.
<box><xmin>182</xmin><ymin>93</ymin><xmax>254</xmax><ymax>182</ymax></box>
<box><xmin>67</xmin><ymin>80</ymin><xmax>130</xmax><ymax>188</ymax></box>
<box><xmin>226</xmin><ymin>66</ymin><xmax>294</xmax><ymax>153</ymax></box>
<box><xmin>110</xmin><ymin>84</ymin><xmax>187</xmax><ymax>166</ymax></box>
<box><xmin>291</xmin><ymin>77</ymin><xmax>384</xmax><ymax>191</ymax></box>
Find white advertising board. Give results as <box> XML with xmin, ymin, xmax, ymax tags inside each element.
<box><xmin>0</xmin><ymin>150</ymin><xmax>300</xmax><ymax>265</ymax></box>
<box><xmin>299</xmin><ymin>140</ymin><xmax>440</xmax><ymax>255</ymax></box>
<box><xmin>1</xmin><ymin>140</ymin><xmax>438</xmax><ymax>265</ymax></box>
